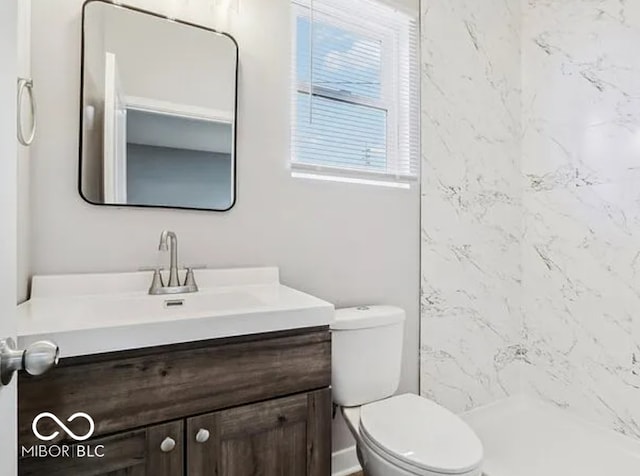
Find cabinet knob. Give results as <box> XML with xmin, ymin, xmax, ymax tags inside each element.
<box><xmin>160</xmin><ymin>437</ymin><xmax>176</xmax><ymax>453</ymax></box>
<box><xmin>195</xmin><ymin>428</ymin><xmax>210</xmax><ymax>443</ymax></box>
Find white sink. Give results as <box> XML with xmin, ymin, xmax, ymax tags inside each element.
<box><xmin>18</xmin><ymin>267</ymin><xmax>334</xmax><ymax>357</ymax></box>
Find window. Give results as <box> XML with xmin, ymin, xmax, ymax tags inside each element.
<box><xmin>291</xmin><ymin>0</ymin><xmax>419</xmax><ymax>185</ymax></box>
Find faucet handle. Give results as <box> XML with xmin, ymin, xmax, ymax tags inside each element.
<box><xmin>183</xmin><ymin>268</ymin><xmax>199</xmax><ymax>291</ymax></box>
<box><xmin>139</xmin><ymin>266</ymin><xmax>165</xmax><ymax>272</ymax></box>
<box><xmin>148</xmin><ymin>268</ymin><xmax>165</xmax><ymax>295</ymax></box>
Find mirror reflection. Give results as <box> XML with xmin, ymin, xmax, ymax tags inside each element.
<box><xmin>80</xmin><ymin>0</ymin><xmax>238</xmax><ymax>211</ymax></box>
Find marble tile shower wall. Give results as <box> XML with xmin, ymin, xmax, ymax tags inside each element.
<box><xmin>522</xmin><ymin>0</ymin><xmax>640</xmax><ymax>438</ymax></box>
<box><xmin>422</xmin><ymin>0</ymin><xmax>640</xmax><ymax>440</ymax></box>
<box><xmin>420</xmin><ymin>0</ymin><xmax>523</xmax><ymax>412</ymax></box>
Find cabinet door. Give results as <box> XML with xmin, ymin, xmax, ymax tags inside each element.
<box><xmin>187</xmin><ymin>389</ymin><xmax>331</xmax><ymax>476</ymax></box>
<box><xmin>19</xmin><ymin>420</ymin><xmax>183</xmax><ymax>476</ymax></box>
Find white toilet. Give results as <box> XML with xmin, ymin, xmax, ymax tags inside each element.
<box><xmin>331</xmin><ymin>306</ymin><xmax>483</xmax><ymax>476</ymax></box>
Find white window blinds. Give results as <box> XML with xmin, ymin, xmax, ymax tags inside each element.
<box><xmin>291</xmin><ymin>0</ymin><xmax>419</xmax><ymax>184</ymax></box>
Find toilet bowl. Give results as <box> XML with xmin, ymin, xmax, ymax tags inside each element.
<box><xmin>342</xmin><ymin>395</ymin><xmax>483</xmax><ymax>476</ymax></box>
<box><xmin>331</xmin><ymin>306</ymin><xmax>483</xmax><ymax>476</ymax></box>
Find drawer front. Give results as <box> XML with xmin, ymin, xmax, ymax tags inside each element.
<box><xmin>19</xmin><ymin>420</ymin><xmax>184</xmax><ymax>476</ymax></box>
<box><xmin>19</xmin><ymin>328</ymin><xmax>331</xmax><ymax>447</ymax></box>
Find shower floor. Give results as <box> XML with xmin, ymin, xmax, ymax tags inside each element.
<box><xmin>463</xmin><ymin>396</ymin><xmax>640</xmax><ymax>476</ymax></box>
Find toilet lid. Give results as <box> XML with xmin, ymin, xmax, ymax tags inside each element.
<box><xmin>359</xmin><ymin>394</ymin><xmax>483</xmax><ymax>474</ymax></box>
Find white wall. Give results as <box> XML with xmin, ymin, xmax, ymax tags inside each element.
<box><xmin>17</xmin><ymin>0</ymin><xmax>32</xmax><ymax>303</ymax></box>
<box><xmin>96</xmin><ymin>2</ymin><xmax>236</xmax><ymax>112</ymax></box>
<box><xmin>29</xmin><ymin>0</ymin><xmax>420</xmax><ymax>457</ymax></box>
<box><xmin>0</xmin><ymin>0</ymin><xmax>18</xmax><ymax>471</ymax></box>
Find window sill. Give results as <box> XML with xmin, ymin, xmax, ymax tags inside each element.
<box><xmin>290</xmin><ymin>162</ymin><xmax>417</xmax><ymax>189</ymax></box>
<box><xmin>291</xmin><ymin>171</ymin><xmax>414</xmax><ymax>189</ymax></box>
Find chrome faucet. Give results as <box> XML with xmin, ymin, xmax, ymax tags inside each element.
<box><xmin>159</xmin><ymin>230</ymin><xmax>180</xmax><ymax>287</ymax></box>
<box><xmin>149</xmin><ymin>230</ymin><xmax>199</xmax><ymax>295</ymax></box>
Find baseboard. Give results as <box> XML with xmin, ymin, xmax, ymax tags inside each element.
<box><xmin>332</xmin><ymin>445</ymin><xmax>362</xmax><ymax>476</ymax></box>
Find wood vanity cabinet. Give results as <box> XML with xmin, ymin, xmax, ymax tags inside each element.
<box><xmin>186</xmin><ymin>391</ymin><xmax>330</xmax><ymax>475</ymax></box>
<box><xmin>19</xmin><ymin>420</ymin><xmax>185</xmax><ymax>476</ymax></box>
<box><xmin>17</xmin><ymin>327</ymin><xmax>332</xmax><ymax>476</ymax></box>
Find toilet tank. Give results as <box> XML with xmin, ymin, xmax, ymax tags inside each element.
<box><xmin>331</xmin><ymin>305</ymin><xmax>405</xmax><ymax>407</ymax></box>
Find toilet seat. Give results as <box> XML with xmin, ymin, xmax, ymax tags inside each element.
<box><xmin>358</xmin><ymin>394</ymin><xmax>483</xmax><ymax>475</ymax></box>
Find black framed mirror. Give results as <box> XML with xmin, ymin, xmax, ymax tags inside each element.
<box><xmin>79</xmin><ymin>0</ymin><xmax>238</xmax><ymax>211</ymax></box>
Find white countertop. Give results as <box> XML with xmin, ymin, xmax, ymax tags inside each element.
<box><xmin>18</xmin><ymin>267</ymin><xmax>335</xmax><ymax>358</ymax></box>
